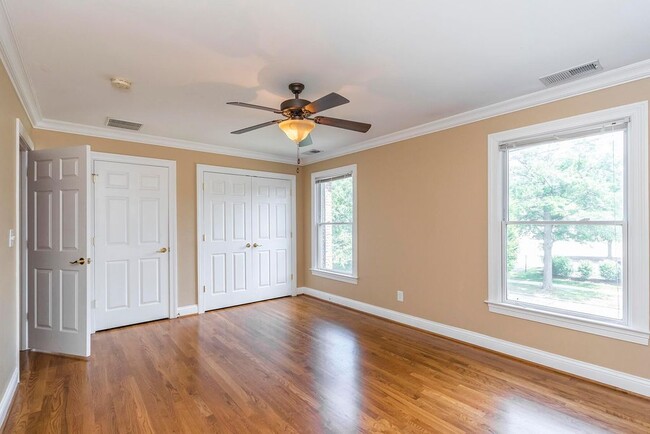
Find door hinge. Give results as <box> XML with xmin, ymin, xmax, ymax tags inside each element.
<box><xmin>91</xmin><ymin>236</ymin><xmax>95</xmax><ymax>246</ymax></box>
<box><xmin>203</xmin><ymin>285</ymin><xmax>207</xmax><ymax>293</ymax></box>
<box><xmin>291</xmin><ymin>274</ymin><xmax>294</xmax><ymax>281</ymax></box>
<box><xmin>91</xmin><ymin>173</ymin><xmax>98</xmax><ymax>184</ymax></box>
<box><xmin>202</xmin><ymin>234</ymin><xmax>206</xmax><ymax>242</ymax></box>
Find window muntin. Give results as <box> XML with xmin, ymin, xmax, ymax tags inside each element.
<box><xmin>313</xmin><ymin>167</ymin><xmax>356</xmax><ymax>279</ymax></box>
<box><xmin>502</xmin><ymin>124</ymin><xmax>627</xmax><ymax>321</ymax></box>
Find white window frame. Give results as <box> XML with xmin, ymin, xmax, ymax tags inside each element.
<box><xmin>487</xmin><ymin>102</ymin><xmax>649</xmax><ymax>345</ymax></box>
<box><xmin>311</xmin><ymin>164</ymin><xmax>358</xmax><ymax>284</ymax></box>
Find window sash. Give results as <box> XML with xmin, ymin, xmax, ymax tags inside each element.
<box><xmin>316</xmin><ymin>176</ymin><xmax>353</xmax><ymax>224</ymax></box>
<box><xmin>317</xmin><ymin>222</ymin><xmax>354</xmax><ymax>274</ymax></box>
<box><xmin>502</xmin><ymin>125</ymin><xmax>627</xmax><ymax>224</ymax></box>
<box><xmin>502</xmin><ymin>221</ymin><xmax>628</xmax><ymax>323</ymax></box>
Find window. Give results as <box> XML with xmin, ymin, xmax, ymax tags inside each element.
<box><xmin>311</xmin><ymin>165</ymin><xmax>357</xmax><ymax>284</ymax></box>
<box><xmin>488</xmin><ymin>103</ymin><xmax>649</xmax><ymax>344</ymax></box>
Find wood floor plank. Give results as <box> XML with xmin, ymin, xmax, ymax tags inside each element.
<box><xmin>3</xmin><ymin>295</ymin><xmax>650</xmax><ymax>433</ymax></box>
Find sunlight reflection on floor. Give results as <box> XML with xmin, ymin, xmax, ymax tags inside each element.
<box><xmin>494</xmin><ymin>394</ymin><xmax>610</xmax><ymax>434</ymax></box>
<box><xmin>311</xmin><ymin>320</ymin><xmax>362</xmax><ymax>432</ymax></box>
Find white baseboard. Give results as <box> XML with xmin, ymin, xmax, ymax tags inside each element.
<box><xmin>0</xmin><ymin>367</ymin><xmax>19</xmax><ymax>430</ymax></box>
<box><xmin>177</xmin><ymin>304</ymin><xmax>199</xmax><ymax>317</ymax></box>
<box><xmin>299</xmin><ymin>287</ymin><xmax>650</xmax><ymax>397</ymax></box>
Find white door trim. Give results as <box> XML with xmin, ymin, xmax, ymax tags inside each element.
<box><xmin>15</xmin><ymin>119</ymin><xmax>33</xmax><ymax>354</ymax></box>
<box><xmin>91</xmin><ymin>152</ymin><xmax>178</xmax><ymax>328</ymax></box>
<box><xmin>196</xmin><ymin>164</ymin><xmax>297</xmax><ymax>314</ymax></box>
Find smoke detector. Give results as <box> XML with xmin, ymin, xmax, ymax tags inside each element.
<box><xmin>110</xmin><ymin>77</ymin><xmax>132</xmax><ymax>90</ymax></box>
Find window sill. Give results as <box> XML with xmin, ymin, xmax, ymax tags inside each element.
<box><xmin>486</xmin><ymin>301</ymin><xmax>649</xmax><ymax>345</ymax></box>
<box><xmin>310</xmin><ymin>269</ymin><xmax>358</xmax><ymax>285</ymax></box>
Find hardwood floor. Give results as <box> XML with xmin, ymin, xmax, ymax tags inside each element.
<box><xmin>4</xmin><ymin>295</ymin><xmax>650</xmax><ymax>433</ymax></box>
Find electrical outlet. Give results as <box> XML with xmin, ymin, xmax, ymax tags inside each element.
<box><xmin>396</xmin><ymin>290</ymin><xmax>404</xmax><ymax>302</ymax></box>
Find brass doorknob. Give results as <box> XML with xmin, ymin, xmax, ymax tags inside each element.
<box><xmin>245</xmin><ymin>243</ymin><xmax>251</xmax><ymax>248</ymax></box>
<box><xmin>70</xmin><ymin>258</ymin><xmax>86</xmax><ymax>265</ymax></box>
<box><xmin>157</xmin><ymin>247</ymin><xmax>168</xmax><ymax>253</ymax></box>
<box><xmin>253</xmin><ymin>243</ymin><xmax>262</xmax><ymax>248</ymax></box>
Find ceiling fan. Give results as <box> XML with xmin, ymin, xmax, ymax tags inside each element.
<box><xmin>227</xmin><ymin>83</ymin><xmax>371</xmax><ymax>148</ymax></box>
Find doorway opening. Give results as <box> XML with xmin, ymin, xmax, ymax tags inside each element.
<box><xmin>16</xmin><ymin>119</ymin><xmax>34</xmax><ymax>352</ymax></box>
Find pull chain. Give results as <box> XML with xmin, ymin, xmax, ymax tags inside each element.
<box><xmin>296</xmin><ymin>145</ymin><xmax>300</xmax><ymax>173</ymax></box>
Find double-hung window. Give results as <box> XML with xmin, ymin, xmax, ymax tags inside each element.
<box><xmin>311</xmin><ymin>164</ymin><xmax>358</xmax><ymax>284</ymax></box>
<box><xmin>487</xmin><ymin>102</ymin><xmax>649</xmax><ymax>344</ymax></box>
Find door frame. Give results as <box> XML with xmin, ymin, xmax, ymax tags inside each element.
<box><xmin>196</xmin><ymin>165</ymin><xmax>297</xmax><ymax>314</ymax></box>
<box><xmin>91</xmin><ymin>152</ymin><xmax>178</xmax><ymax>332</ymax></box>
<box><xmin>16</xmin><ymin>119</ymin><xmax>34</xmax><ymax>352</ymax></box>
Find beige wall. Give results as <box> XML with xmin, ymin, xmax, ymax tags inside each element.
<box><xmin>301</xmin><ymin>78</ymin><xmax>650</xmax><ymax>380</ymax></box>
<box><xmin>32</xmin><ymin>130</ymin><xmax>303</xmax><ymax>307</ymax></box>
<box><xmin>0</xmin><ymin>62</ymin><xmax>32</xmax><ymax>401</ymax></box>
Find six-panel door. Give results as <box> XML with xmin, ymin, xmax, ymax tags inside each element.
<box><xmin>93</xmin><ymin>161</ymin><xmax>170</xmax><ymax>330</ymax></box>
<box><xmin>28</xmin><ymin>145</ymin><xmax>91</xmax><ymax>357</ymax></box>
<box><xmin>251</xmin><ymin>177</ymin><xmax>292</xmax><ymax>297</ymax></box>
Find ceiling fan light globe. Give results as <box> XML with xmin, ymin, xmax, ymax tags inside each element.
<box><xmin>279</xmin><ymin>119</ymin><xmax>315</xmax><ymax>143</ymax></box>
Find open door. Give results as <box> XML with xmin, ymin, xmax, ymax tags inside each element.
<box><xmin>28</xmin><ymin>145</ymin><xmax>91</xmax><ymax>357</ymax></box>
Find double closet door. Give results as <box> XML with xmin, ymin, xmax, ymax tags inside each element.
<box><xmin>201</xmin><ymin>172</ymin><xmax>292</xmax><ymax>311</ymax></box>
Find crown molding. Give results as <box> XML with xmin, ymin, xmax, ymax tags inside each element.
<box><xmin>301</xmin><ymin>58</ymin><xmax>650</xmax><ymax>164</ymax></box>
<box><xmin>0</xmin><ymin>0</ymin><xmax>42</xmax><ymax>126</ymax></box>
<box><xmin>37</xmin><ymin>118</ymin><xmax>297</xmax><ymax>164</ymax></box>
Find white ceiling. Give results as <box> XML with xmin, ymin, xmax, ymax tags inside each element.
<box><xmin>4</xmin><ymin>0</ymin><xmax>650</xmax><ymax>161</ymax></box>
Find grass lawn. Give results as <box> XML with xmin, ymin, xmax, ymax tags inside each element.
<box><xmin>508</xmin><ymin>268</ymin><xmax>619</xmax><ymax>303</ymax></box>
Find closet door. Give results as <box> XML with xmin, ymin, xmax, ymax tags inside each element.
<box><xmin>201</xmin><ymin>171</ymin><xmax>294</xmax><ymax>311</ymax></box>
<box><xmin>251</xmin><ymin>177</ymin><xmax>292</xmax><ymax>298</ymax></box>
<box><xmin>93</xmin><ymin>160</ymin><xmax>170</xmax><ymax>331</ymax></box>
<box><xmin>202</xmin><ymin>173</ymin><xmax>253</xmax><ymax>311</ymax></box>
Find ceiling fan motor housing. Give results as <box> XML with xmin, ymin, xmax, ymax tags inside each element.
<box><xmin>280</xmin><ymin>98</ymin><xmax>311</xmax><ymax>116</ymax></box>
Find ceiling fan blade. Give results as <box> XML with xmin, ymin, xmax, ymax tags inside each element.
<box><xmin>304</xmin><ymin>93</ymin><xmax>349</xmax><ymax>114</ymax></box>
<box><xmin>227</xmin><ymin>102</ymin><xmax>282</xmax><ymax>114</ymax></box>
<box><xmin>231</xmin><ymin>120</ymin><xmax>281</xmax><ymax>134</ymax></box>
<box><xmin>298</xmin><ymin>134</ymin><xmax>313</xmax><ymax>147</ymax></box>
<box><xmin>314</xmin><ymin>116</ymin><xmax>371</xmax><ymax>133</ymax></box>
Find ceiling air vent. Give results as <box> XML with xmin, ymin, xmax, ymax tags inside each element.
<box><xmin>539</xmin><ymin>60</ymin><xmax>603</xmax><ymax>87</ymax></box>
<box><xmin>305</xmin><ymin>149</ymin><xmax>322</xmax><ymax>154</ymax></box>
<box><xmin>106</xmin><ymin>117</ymin><xmax>143</xmax><ymax>131</ymax></box>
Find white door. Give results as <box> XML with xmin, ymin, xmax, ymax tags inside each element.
<box><xmin>28</xmin><ymin>145</ymin><xmax>91</xmax><ymax>357</ymax></box>
<box><xmin>202</xmin><ymin>172</ymin><xmax>292</xmax><ymax>311</ymax></box>
<box><xmin>94</xmin><ymin>161</ymin><xmax>170</xmax><ymax>330</ymax></box>
<box><xmin>251</xmin><ymin>177</ymin><xmax>292</xmax><ymax>298</ymax></box>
